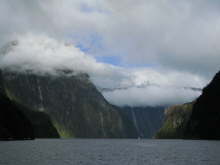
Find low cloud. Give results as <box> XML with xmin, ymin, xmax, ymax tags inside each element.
<box><xmin>0</xmin><ymin>33</ymin><xmax>103</xmax><ymax>74</ymax></box>
<box><xmin>103</xmin><ymin>86</ymin><xmax>201</xmax><ymax>107</ymax></box>
<box><xmin>0</xmin><ymin>34</ymin><xmax>207</xmax><ymax>106</ymax></box>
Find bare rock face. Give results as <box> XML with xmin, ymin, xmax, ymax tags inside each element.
<box><xmin>1</xmin><ymin>70</ymin><xmax>137</xmax><ymax>138</ymax></box>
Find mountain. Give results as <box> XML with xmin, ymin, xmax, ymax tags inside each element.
<box><xmin>19</xmin><ymin>108</ymin><xmax>60</xmax><ymax>138</ymax></box>
<box><xmin>0</xmin><ymin>93</ymin><xmax>34</xmax><ymax>140</ymax></box>
<box><xmin>0</xmin><ymin>71</ymin><xmax>34</xmax><ymax>140</ymax></box>
<box><xmin>0</xmin><ymin>71</ymin><xmax>59</xmax><ymax>139</ymax></box>
<box><xmin>155</xmin><ymin>102</ymin><xmax>193</xmax><ymax>139</ymax></box>
<box><xmin>121</xmin><ymin>106</ymin><xmax>165</xmax><ymax>138</ymax></box>
<box><xmin>156</xmin><ymin>71</ymin><xmax>220</xmax><ymax>139</ymax></box>
<box><xmin>186</xmin><ymin>71</ymin><xmax>220</xmax><ymax>139</ymax></box>
<box><xmin>1</xmin><ymin>70</ymin><xmax>137</xmax><ymax>138</ymax></box>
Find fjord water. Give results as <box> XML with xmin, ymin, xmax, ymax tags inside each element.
<box><xmin>1</xmin><ymin>139</ymin><xmax>220</xmax><ymax>165</ymax></box>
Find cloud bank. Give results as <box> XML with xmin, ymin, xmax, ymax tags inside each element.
<box><xmin>0</xmin><ymin>0</ymin><xmax>218</xmax><ymax>106</ymax></box>
<box><xmin>103</xmin><ymin>86</ymin><xmax>201</xmax><ymax>107</ymax></box>
<box><xmin>0</xmin><ymin>34</ymin><xmax>207</xmax><ymax>106</ymax></box>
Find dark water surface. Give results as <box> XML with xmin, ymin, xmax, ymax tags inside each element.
<box><xmin>0</xmin><ymin>139</ymin><xmax>220</xmax><ymax>165</ymax></box>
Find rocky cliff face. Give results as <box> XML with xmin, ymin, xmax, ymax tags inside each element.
<box><xmin>0</xmin><ymin>71</ymin><xmax>59</xmax><ymax>139</ymax></box>
<box><xmin>1</xmin><ymin>70</ymin><xmax>137</xmax><ymax>138</ymax></box>
<box><xmin>156</xmin><ymin>71</ymin><xmax>220</xmax><ymax>139</ymax></box>
<box><xmin>121</xmin><ymin>106</ymin><xmax>165</xmax><ymax>138</ymax></box>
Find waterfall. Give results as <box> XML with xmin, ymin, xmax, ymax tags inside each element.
<box><xmin>37</xmin><ymin>78</ymin><xmax>44</xmax><ymax>111</ymax></box>
<box><xmin>99</xmin><ymin>112</ymin><xmax>107</xmax><ymax>137</ymax></box>
<box><xmin>131</xmin><ymin>109</ymin><xmax>141</xmax><ymax>138</ymax></box>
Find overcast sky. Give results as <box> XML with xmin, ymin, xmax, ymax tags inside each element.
<box><xmin>0</xmin><ymin>0</ymin><xmax>219</xmax><ymax>106</ymax></box>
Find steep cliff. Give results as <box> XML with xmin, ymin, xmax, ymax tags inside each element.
<box><xmin>156</xmin><ymin>71</ymin><xmax>220</xmax><ymax>139</ymax></box>
<box><xmin>0</xmin><ymin>71</ymin><xmax>59</xmax><ymax>139</ymax></box>
<box><xmin>186</xmin><ymin>71</ymin><xmax>220</xmax><ymax>139</ymax></box>
<box><xmin>0</xmin><ymin>73</ymin><xmax>34</xmax><ymax>140</ymax></box>
<box><xmin>121</xmin><ymin>106</ymin><xmax>165</xmax><ymax>138</ymax></box>
<box><xmin>1</xmin><ymin>70</ymin><xmax>137</xmax><ymax>138</ymax></box>
<box><xmin>19</xmin><ymin>108</ymin><xmax>60</xmax><ymax>138</ymax></box>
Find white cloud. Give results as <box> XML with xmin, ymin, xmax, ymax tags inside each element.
<box><xmin>0</xmin><ymin>0</ymin><xmax>218</xmax><ymax>106</ymax></box>
<box><xmin>102</xmin><ymin>68</ymin><xmax>207</xmax><ymax>107</ymax></box>
<box><xmin>0</xmin><ymin>0</ymin><xmax>219</xmax><ymax>79</ymax></box>
<box><xmin>103</xmin><ymin>86</ymin><xmax>201</xmax><ymax>107</ymax></box>
<box><xmin>99</xmin><ymin>0</ymin><xmax>220</xmax><ymax>77</ymax></box>
<box><xmin>0</xmin><ymin>34</ymin><xmax>207</xmax><ymax>106</ymax></box>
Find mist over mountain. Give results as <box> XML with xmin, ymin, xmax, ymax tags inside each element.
<box><xmin>1</xmin><ymin>0</ymin><xmax>219</xmax><ymax>108</ymax></box>
<box><xmin>0</xmin><ymin>36</ymin><xmax>206</xmax><ymax>107</ymax></box>
<box><xmin>1</xmin><ymin>69</ymin><xmax>139</xmax><ymax>138</ymax></box>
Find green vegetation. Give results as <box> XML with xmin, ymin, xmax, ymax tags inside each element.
<box><xmin>1</xmin><ymin>71</ymin><xmax>138</xmax><ymax>138</ymax></box>
<box><xmin>155</xmin><ymin>103</ymin><xmax>194</xmax><ymax>139</ymax></box>
<box><xmin>53</xmin><ymin>120</ymin><xmax>74</xmax><ymax>138</ymax></box>
<box><xmin>156</xmin><ymin>71</ymin><xmax>220</xmax><ymax>140</ymax></box>
<box><xmin>20</xmin><ymin>109</ymin><xmax>59</xmax><ymax>138</ymax></box>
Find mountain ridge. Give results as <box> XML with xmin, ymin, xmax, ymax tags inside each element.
<box><xmin>1</xmin><ymin>70</ymin><xmax>138</xmax><ymax>138</ymax></box>
<box><xmin>156</xmin><ymin>71</ymin><xmax>220</xmax><ymax>139</ymax></box>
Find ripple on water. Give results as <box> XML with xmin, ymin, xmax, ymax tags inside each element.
<box><xmin>0</xmin><ymin>139</ymin><xmax>220</xmax><ymax>165</ymax></box>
